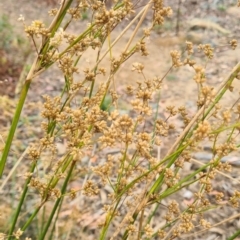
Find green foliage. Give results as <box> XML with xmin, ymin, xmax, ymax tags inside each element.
<box><xmin>100</xmin><ymin>94</ymin><xmax>112</xmax><ymax>112</ymax></box>
<box><xmin>217</xmin><ymin>4</ymin><xmax>227</xmax><ymax>11</ymax></box>
<box><xmin>81</xmin><ymin>10</ymin><xmax>88</xmax><ymax>20</ymax></box>
<box><xmin>0</xmin><ymin>14</ymin><xmax>27</xmax><ymax>53</ymax></box>
<box><xmin>0</xmin><ymin>15</ymin><xmax>13</xmax><ymax>50</ymax></box>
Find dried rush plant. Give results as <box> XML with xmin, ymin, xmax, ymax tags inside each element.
<box><xmin>1</xmin><ymin>0</ymin><xmax>240</xmax><ymax>239</ymax></box>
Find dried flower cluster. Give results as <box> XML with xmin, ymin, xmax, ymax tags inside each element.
<box><xmin>2</xmin><ymin>0</ymin><xmax>240</xmax><ymax>239</ymax></box>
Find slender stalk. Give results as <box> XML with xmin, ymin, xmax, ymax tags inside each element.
<box><xmin>0</xmin><ymin>81</ymin><xmax>31</xmax><ymax>177</ymax></box>
<box><xmin>21</xmin><ymin>202</ymin><xmax>46</xmax><ymax>231</ymax></box>
<box><xmin>40</xmin><ymin>206</ymin><xmax>46</xmax><ymax>238</ymax></box>
<box><xmin>0</xmin><ymin>0</ymin><xmax>76</xmax><ymax>177</ymax></box>
<box><xmin>145</xmin><ymin>62</ymin><xmax>240</xmax><ymax>195</ymax></box>
<box><xmin>39</xmin><ymin>160</ymin><xmax>76</xmax><ymax>240</ymax></box>
<box><xmin>165</xmin><ymin>62</ymin><xmax>240</xmax><ymax>158</ymax></box>
<box><xmin>49</xmin><ymin>198</ymin><xmax>64</xmax><ymax>240</ymax></box>
<box><xmin>175</xmin><ymin>0</ymin><xmax>182</xmax><ymax>36</ymax></box>
<box><xmin>227</xmin><ymin>230</ymin><xmax>240</xmax><ymax>240</ymax></box>
<box><xmin>123</xmin><ymin>0</ymin><xmax>150</xmax><ymax>53</ymax></box>
<box><xmin>137</xmin><ymin>209</ymin><xmax>145</xmax><ymax>240</ymax></box>
<box><xmin>0</xmin><ymin>147</ymin><xmax>29</xmax><ymax>192</ymax></box>
<box><xmin>99</xmin><ymin>199</ymin><xmax>122</xmax><ymax>240</ymax></box>
<box><xmin>8</xmin><ymin>161</ymin><xmax>37</xmax><ymax>240</ymax></box>
<box><xmin>16</xmin><ymin>156</ymin><xmax>72</xmax><ymax>236</ymax></box>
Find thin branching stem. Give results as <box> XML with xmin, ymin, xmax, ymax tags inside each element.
<box><xmin>39</xmin><ymin>160</ymin><xmax>76</xmax><ymax>240</ymax></box>
<box><xmin>7</xmin><ymin>161</ymin><xmax>37</xmax><ymax>240</ymax></box>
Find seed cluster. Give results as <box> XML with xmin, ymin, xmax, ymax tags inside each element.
<box><xmin>8</xmin><ymin>0</ymin><xmax>240</xmax><ymax>239</ymax></box>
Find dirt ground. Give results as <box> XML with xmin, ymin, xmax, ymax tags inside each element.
<box><xmin>1</xmin><ymin>0</ymin><xmax>240</xmax><ymax>239</ymax></box>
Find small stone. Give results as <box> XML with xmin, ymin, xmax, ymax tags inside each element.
<box><xmin>183</xmin><ymin>190</ymin><xmax>193</xmax><ymax>199</ymax></box>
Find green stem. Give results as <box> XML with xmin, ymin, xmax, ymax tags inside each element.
<box><xmin>49</xmin><ymin>155</ymin><xmax>73</xmax><ymax>189</ymax></box>
<box><xmin>40</xmin><ymin>0</ymin><xmax>74</xmax><ymax>58</ymax></box>
<box><xmin>2</xmin><ymin>6</ymin><xmax>76</xmax><ymax>172</ymax></box>
<box><xmin>0</xmin><ymin>81</ymin><xmax>31</xmax><ymax>177</ymax></box>
<box><xmin>99</xmin><ymin>199</ymin><xmax>121</xmax><ymax>240</ymax></box>
<box><xmin>39</xmin><ymin>160</ymin><xmax>76</xmax><ymax>240</ymax></box>
<box><xmin>8</xmin><ymin>161</ymin><xmax>37</xmax><ymax>240</ymax></box>
<box><xmin>49</xmin><ymin>198</ymin><xmax>64</xmax><ymax>240</ymax></box>
<box><xmin>0</xmin><ymin>6</ymin><xmax>75</xmax><ymax>174</ymax></box>
<box><xmin>17</xmin><ymin>156</ymin><xmax>73</xmax><ymax>235</ymax></box>
<box><xmin>148</xmin><ymin>145</ymin><xmax>187</xmax><ymax>195</ymax></box>
<box><xmin>21</xmin><ymin>202</ymin><xmax>46</xmax><ymax>231</ymax></box>
<box><xmin>228</xmin><ymin>229</ymin><xmax>240</xmax><ymax>240</ymax></box>
<box><xmin>148</xmin><ymin>202</ymin><xmax>159</xmax><ymax>220</ymax></box>
<box><xmin>40</xmin><ymin>206</ymin><xmax>46</xmax><ymax>238</ymax></box>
